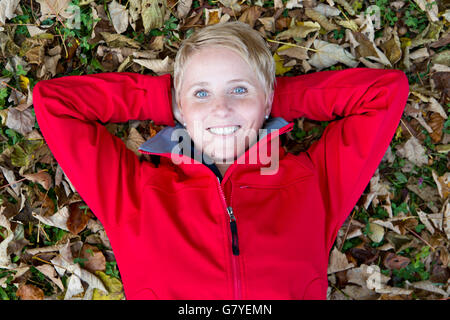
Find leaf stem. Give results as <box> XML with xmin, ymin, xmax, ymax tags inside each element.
<box><xmin>266</xmin><ymin>38</ymin><xmax>318</xmax><ymax>52</ymax></box>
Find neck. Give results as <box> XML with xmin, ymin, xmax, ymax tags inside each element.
<box><xmin>215</xmin><ymin>162</ymin><xmax>232</xmax><ymax>178</ymax></box>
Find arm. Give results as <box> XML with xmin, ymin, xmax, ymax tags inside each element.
<box><xmin>32</xmin><ymin>72</ymin><xmax>174</xmax><ymax>230</ymax></box>
<box><xmin>271</xmin><ymin>68</ymin><xmax>410</xmax><ymax>254</ymax></box>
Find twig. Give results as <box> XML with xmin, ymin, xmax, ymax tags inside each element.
<box><xmin>4</xmin><ymin>23</ymin><xmax>39</xmax><ymax>26</ymax></box>
<box><xmin>266</xmin><ymin>38</ymin><xmax>319</xmax><ymax>52</ymax></box>
<box><xmin>0</xmin><ymin>169</ymin><xmax>47</xmax><ymax>190</ymax></box>
<box><xmin>339</xmin><ymin>209</ymin><xmax>356</xmax><ymax>251</ymax></box>
<box><xmin>43</xmin><ymin>0</ymin><xmax>67</xmax><ymax>30</ymax></box>
<box><xmin>0</xmin><ymin>81</ymin><xmax>22</xmax><ymax>94</ymax></box>
<box><xmin>416</xmin><ymin>72</ymin><xmax>424</xmax><ymax>86</ymax></box>
<box><xmin>56</xmin><ymin>27</ymin><xmax>69</xmax><ymax>59</ymax></box>
<box><xmin>404</xmin><ymin>226</ymin><xmax>436</xmax><ymax>252</ymax></box>
<box><xmin>400</xmin><ymin>117</ymin><xmax>416</xmax><ymax>139</ymax></box>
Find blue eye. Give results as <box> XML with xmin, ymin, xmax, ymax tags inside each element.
<box><xmin>194</xmin><ymin>90</ymin><xmax>208</xmax><ymax>98</ymax></box>
<box><xmin>234</xmin><ymin>87</ymin><xmax>247</xmax><ymax>94</ymax></box>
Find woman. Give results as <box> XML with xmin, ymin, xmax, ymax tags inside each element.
<box><xmin>33</xmin><ymin>21</ymin><xmax>409</xmax><ymax>299</ymax></box>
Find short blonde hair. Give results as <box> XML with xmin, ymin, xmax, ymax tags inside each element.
<box><xmin>173</xmin><ymin>21</ymin><xmax>276</xmax><ymax>109</ymax></box>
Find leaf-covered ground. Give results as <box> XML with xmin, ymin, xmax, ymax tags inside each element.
<box><xmin>0</xmin><ymin>0</ymin><xmax>449</xmax><ymax>300</ymax></box>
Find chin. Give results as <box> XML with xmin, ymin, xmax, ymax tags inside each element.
<box><xmin>208</xmin><ymin>151</ymin><xmax>238</xmax><ymax>164</ymax></box>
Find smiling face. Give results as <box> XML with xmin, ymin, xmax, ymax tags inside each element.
<box><xmin>177</xmin><ymin>46</ymin><xmax>272</xmax><ymax>164</ymax></box>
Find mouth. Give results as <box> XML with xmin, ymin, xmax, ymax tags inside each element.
<box><xmin>207</xmin><ymin>125</ymin><xmax>241</xmax><ymax>136</ymax></box>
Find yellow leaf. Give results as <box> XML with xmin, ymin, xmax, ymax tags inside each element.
<box><xmin>400</xmin><ymin>37</ymin><xmax>412</xmax><ymax>48</ymax></box>
<box><xmin>92</xmin><ymin>271</ymin><xmax>125</xmax><ymax>300</ymax></box>
<box><xmin>335</xmin><ymin>18</ymin><xmax>359</xmax><ymax>31</ymax></box>
<box><xmin>395</xmin><ymin>125</ymin><xmax>402</xmax><ymax>140</ymax></box>
<box><xmin>274</xmin><ymin>46</ymin><xmax>293</xmax><ymax>75</ymax></box>
<box><xmin>19</xmin><ymin>75</ymin><xmax>29</xmax><ymax>91</ymax></box>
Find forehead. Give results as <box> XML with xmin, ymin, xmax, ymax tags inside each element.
<box><xmin>182</xmin><ymin>47</ymin><xmax>258</xmax><ymax>86</ymax></box>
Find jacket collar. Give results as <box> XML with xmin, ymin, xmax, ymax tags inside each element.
<box><xmin>138</xmin><ymin>117</ymin><xmax>292</xmax><ymax>159</ymax></box>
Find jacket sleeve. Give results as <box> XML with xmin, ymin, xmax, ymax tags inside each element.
<box><xmin>32</xmin><ymin>72</ymin><xmax>174</xmax><ymax>231</ymax></box>
<box><xmin>271</xmin><ymin>68</ymin><xmax>410</xmax><ymax>254</ymax></box>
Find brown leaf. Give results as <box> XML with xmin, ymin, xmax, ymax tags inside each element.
<box><xmin>80</xmin><ymin>244</ymin><xmax>106</xmax><ymax>273</ymax></box>
<box><xmin>383</xmin><ymin>252</ymin><xmax>411</xmax><ymax>270</ymax></box>
<box><xmin>380</xmin><ymin>30</ymin><xmax>402</xmax><ymax>64</ymax></box>
<box><xmin>22</xmin><ymin>170</ymin><xmax>53</xmax><ymax>190</ymax></box>
<box><xmin>16</xmin><ymin>283</ymin><xmax>44</xmax><ymax>300</ymax></box>
<box><xmin>428</xmin><ymin>112</ymin><xmax>444</xmax><ymax>143</ymax></box>
<box><xmin>304</xmin><ymin>8</ymin><xmax>339</xmax><ymax>32</ymax></box>
<box><xmin>275</xmin><ymin>17</ymin><xmax>291</xmax><ymax>31</ymax></box>
<box><xmin>238</xmin><ymin>5</ymin><xmax>263</xmax><ymax>28</ymax></box>
<box><xmin>33</xmin><ymin>184</ymin><xmax>55</xmax><ymax>217</ymax></box>
<box><xmin>349</xmin><ymin>246</ymin><xmax>379</xmax><ymax>265</ymax></box>
<box><xmin>67</xmin><ymin>202</ymin><xmax>92</xmax><ymax>235</ymax></box>
<box><xmin>148</xmin><ymin>122</ymin><xmax>163</xmax><ymax>138</ymax></box>
<box><xmin>125</xmin><ymin>127</ymin><xmax>146</xmax><ymax>156</ymax></box>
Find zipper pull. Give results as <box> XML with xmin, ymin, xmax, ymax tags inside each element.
<box><xmin>227</xmin><ymin>207</ymin><xmax>240</xmax><ymax>256</ymax></box>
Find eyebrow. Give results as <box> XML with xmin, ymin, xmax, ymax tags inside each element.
<box><xmin>188</xmin><ymin>79</ymin><xmax>252</xmax><ymax>90</ymax></box>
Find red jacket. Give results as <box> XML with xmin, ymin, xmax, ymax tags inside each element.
<box><xmin>32</xmin><ymin>68</ymin><xmax>409</xmax><ymax>300</ymax></box>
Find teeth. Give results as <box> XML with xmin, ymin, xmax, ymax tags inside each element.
<box><xmin>208</xmin><ymin>126</ymin><xmax>239</xmax><ymax>135</ymax></box>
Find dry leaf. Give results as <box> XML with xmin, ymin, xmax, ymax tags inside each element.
<box><xmin>277</xmin><ymin>46</ymin><xmax>309</xmax><ymax>60</ymax></box>
<box><xmin>304</xmin><ymin>8</ymin><xmax>339</xmax><ymax>32</ymax></box>
<box><xmin>238</xmin><ymin>5</ymin><xmax>263</xmax><ymax>28</ymax></box>
<box><xmin>16</xmin><ymin>283</ymin><xmax>44</xmax><ymax>300</ymax></box>
<box><xmin>36</xmin><ymin>264</ymin><xmax>65</xmax><ymax>291</ymax></box>
<box><xmin>80</xmin><ymin>244</ymin><xmax>106</xmax><ymax>273</ymax></box>
<box><xmin>219</xmin><ymin>0</ymin><xmax>241</xmax><ymax>12</ymax></box>
<box><xmin>275</xmin><ymin>21</ymin><xmax>321</xmax><ymax>40</ymax></box>
<box><xmin>327</xmin><ymin>247</ymin><xmax>355</xmax><ymax>274</ymax></box>
<box><xmin>417</xmin><ymin>210</ymin><xmax>436</xmax><ymax>234</ymax></box>
<box><xmin>0</xmin><ymin>0</ymin><xmax>20</xmax><ymax>25</ymax></box>
<box><xmin>141</xmin><ymin>0</ymin><xmax>166</xmax><ymax>33</ymax></box>
<box><xmin>100</xmin><ymin>32</ymin><xmax>141</xmax><ymax>49</ymax></box>
<box><xmin>108</xmin><ymin>0</ymin><xmax>129</xmax><ymax>34</ymax></box>
<box><xmin>32</xmin><ymin>206</ymin><xmax>70</xmax><ymax>231</ymax></box>
<box><xmin>133</xmin><ymin>56</ymin><xmax>173</xmax><ymax>75</ymax></box>
<box><xmin>128</xmin><ymin>0</ymin><xmax>141</xmax><ymax>29</ymax></box>
<box><xmin>380</xmin><ymin>29</ymin><xmax>402</xmax><ymax>65</ymax></box>
<box><xmin>22</xmin><ymin>170</ymin><xmax>53</xmax><ymax>190</ymax></box>
<box><xmin>258</xmin><ymin>17</ymin><xmax>275</xmax><ymax>33</ymax></box>
<box><xmin>427</xmin><ymin>97</ymin><xmax>448</xmax><ymax>120</ymax></box>
<box><xmin>67</xmin><ymin>202</ymin><xmax>92</xmax><ymax>235</ymax></box>
<box><xmin>0</xmin><ymin>165</ymin><xmax>22</xmax><ymax>196</ymax></box>
<box><xmin>443</xmin><ymin>200</ymin><xmax>450</xmax><ymax>240</ymax></box>
<box><xmin>0</xmin><ymin>210</ymin><xmax>16</xmax><ymax>269</ymax></box>
<box><xmin>409</xmin><ymin>47</ymin><xmax>429</xmax><ymax>60</ymax></box>
<box><xmin>177</xmin><ymin>0</ymin><xmax>192</xmax><ymax>19</ymax></box>
<box><xmin>383</xmin><ymin>252</ymin><xmax>410</xmax><ymax>270</ymax></box>
<box><xmin>204</xmin><ymin>8</ymin><xmax>220</xmax><ymax>25</ymax></box>
<box><xmin>126</xmin><ymin>127</ymin><xmax>146</xmax><ymax>156</ymax></box>
<box><xmin>64</xmin><ymin>271</ymin><xmax>84</xmax><ymax>300</ymax></box>
<box><xmin>6</xmin><ymin>108</ymin><xmax>35</xmax><ymax>136</ymax></box>
<box><xmin>35</xmin><ymin>0</ymin><xmax>74</xmax><ymax>20</ymax></box>
<box><xmin>334</xmin><ymin>0</ymin><xmax>354</xmax><ymax>16</ymax></box>
<box><xmin>367</xmin><ymin>221</ymin><xmax>384</xmax><ymax>243</ymax></box>
<box><xmin>92</xmin><ymin>271</ymin><xmax>125</xmax><ymax>300</ymax></box>
<box><xmin>309</xmin><ymin>39</ymin><xmax>358</xmax><ymax>70</ymax></box>
<box><xmin>407</xmin><ymin>280</ymin><xmax>448</xmax><ymax>297</ymax></box>
<box><xmin>431</xmin><ymin>171</ymin><xmax>449</xmax><ymax>200</ymax></box>
<box><xmin>413</xmin><ymin>0</ymin><xmax>439</xmax><ymax>23</ymax></box>
<box><xmin>395</xmin><ymin>136</ymin><xmax>429</xmax><ymax>167</ymax></box>
<box><xmin>312</xmin><ymin>3</ymin><xmax>340</xmax><ymax>17</ymax></box>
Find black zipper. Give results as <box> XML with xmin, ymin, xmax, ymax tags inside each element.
<box><xmin>227</xmin><ymin>206</ymin><xmax>239</xmax><ymax>256</ymax></box>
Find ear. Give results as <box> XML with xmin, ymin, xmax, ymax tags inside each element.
<box><xmin>171</xmin><ymin>88</ymin><xmax>184</xmax><ymax>124</ymax></box>
<box><xmin>265</xmin><ymin>90</ymin><xmax>274</xmax><ymax>116</ymax></box>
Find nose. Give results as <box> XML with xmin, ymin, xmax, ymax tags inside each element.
<box><xmin>211</xmin><ymin>94</ymin><xmax>232</xmax><ymax>116</ymax></box>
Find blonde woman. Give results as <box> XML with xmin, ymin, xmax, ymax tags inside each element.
<box><xmin>33</xmin><ymin>21</ymin><xmax>409</xmax><ymax>299</ymax></box>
